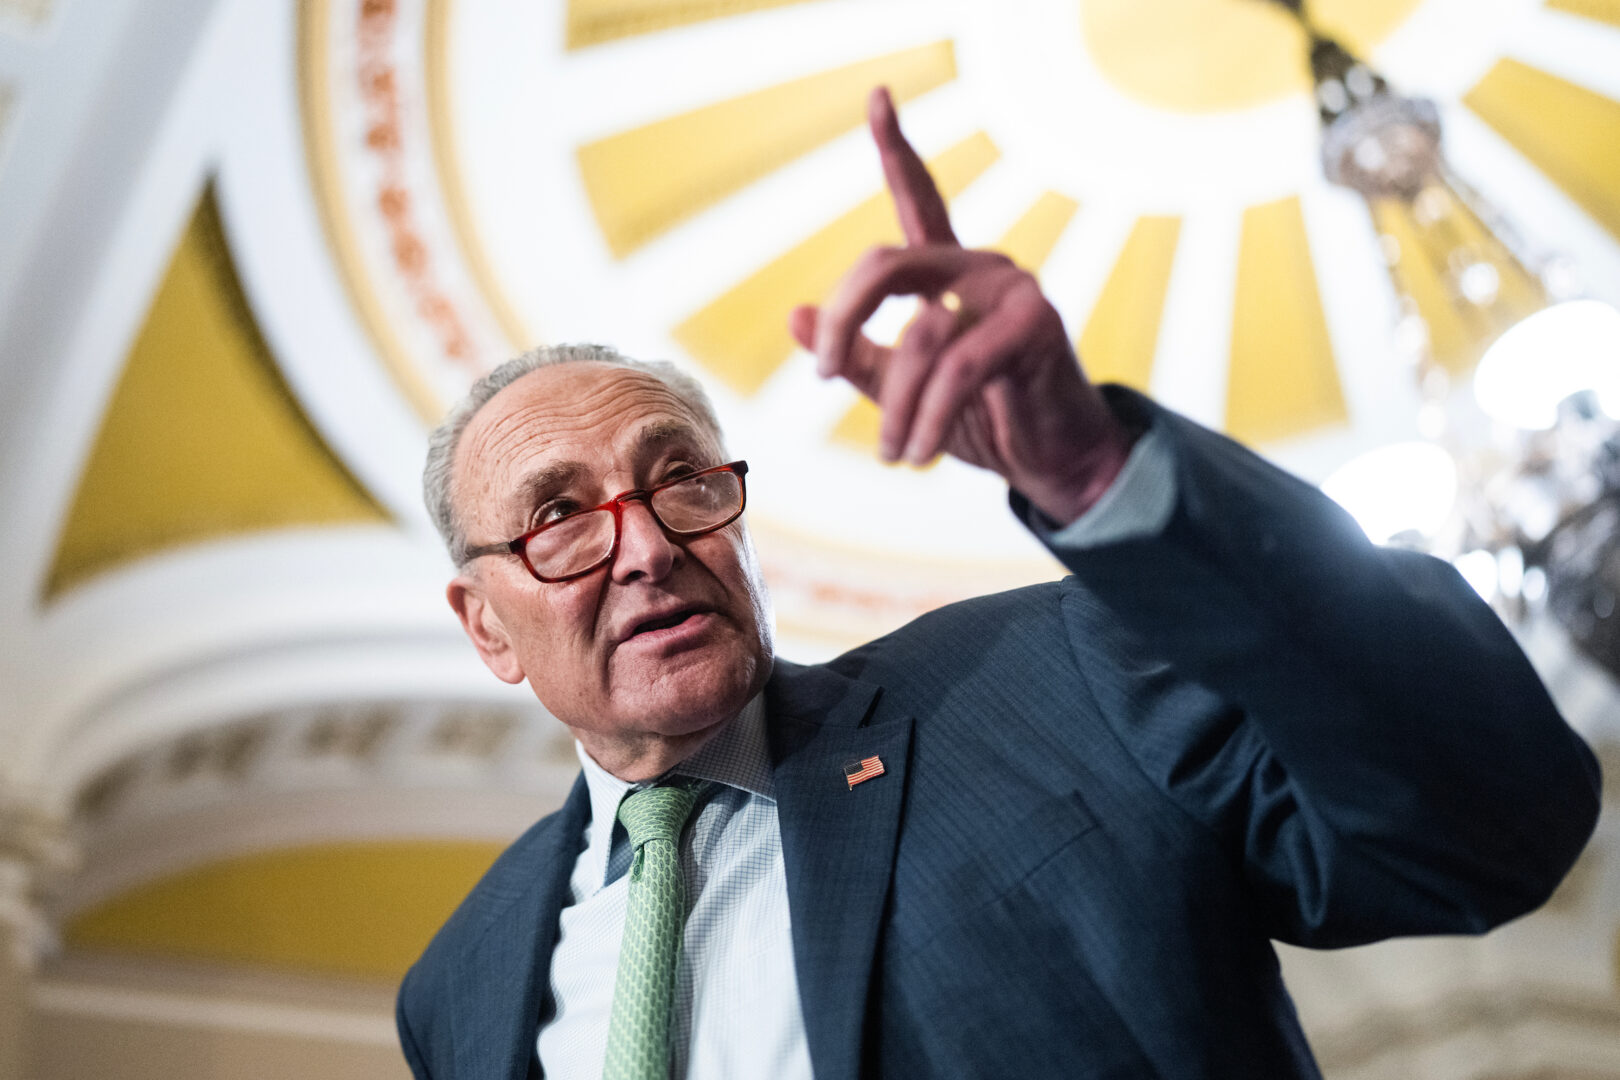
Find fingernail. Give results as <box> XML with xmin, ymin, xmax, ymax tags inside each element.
<box><xmin>879</xmin><ymin>440</ymin><xmax>899</xmax><ymax>463</ymax></box>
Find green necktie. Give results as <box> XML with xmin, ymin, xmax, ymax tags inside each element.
<box><xmin>602</xmin><ymin>781</ymin><xmax>706</xmax><ymax>1080</ymax></box>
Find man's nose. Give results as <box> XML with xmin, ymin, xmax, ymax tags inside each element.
<box><xmin>611</xmin><ymin>498</ymin><xmax>678</xmax><ymax>583</ymax></box>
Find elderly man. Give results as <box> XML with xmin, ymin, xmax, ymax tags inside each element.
<box><xmin>397</xmin><ymin>89</ymin><xmax>1599</xmax><ymax>1080</ymax></box>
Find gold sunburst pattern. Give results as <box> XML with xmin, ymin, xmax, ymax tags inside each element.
<box><xmin>296</xmin><ymin>0</ymin><xmax>1620</xmax><ymax>650</ymax></box>
<box><xmin>1078</xmin><ymin>214</ymin><xmax>1182</xmax><ymax>390</ymax></box>
<box><xmin>1465</xmin><ymin>58</ymin><xmax>1620</xmax><ymax>245</ymax></box>
<box><xmin>674</xmin><ymin>132</ymin><xmax>1000</xmax><ymax>397</ymax></box>
<box><xmin>1228</xmin><ymin>196</ymin><xmax>1346</xmax><ymax>445</ymax></box>
<box><xmin>831</xmin><ymin>189</ymin><xmax>1080</xmax><ymax>452</ymax></box>
<box><xmin>578</xmin><ymin>40</ymin><xmax>957</xmax><ymax>259</ymax></box>
<box><xmin>564</xmin><ymin>0</ymin><xmax>822</xmax><ymax>49</ymax></box>
<box><xmin>1547</xmin><ymin>0</ymin><xmax>1620</xmax><ymax>28</ymax></box>
<box><xmin>1081</xmin><ymin>0</ymin><xmax>1425</xmax><ymax>113</ymax></box>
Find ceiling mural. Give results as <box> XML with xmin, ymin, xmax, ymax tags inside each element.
<box><xmin>294</xmin><ymin>0</ymin><xmax>1620</xmax><ymax>650</ymax></box>
<box><xmin>0</xmin><ymin>0</ymin><xmax>1615</xmax><ymax>796</ymax></box>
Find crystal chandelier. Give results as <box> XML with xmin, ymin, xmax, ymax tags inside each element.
<box><xmin>1263</xmin><ymin>0</ymin><xmax>1620</xmax><ymax>679</ymax></box>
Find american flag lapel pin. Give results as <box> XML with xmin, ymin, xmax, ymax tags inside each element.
<box><xmin>843</xmin><ymin>755</ymin><xmax>885</xmax><ymax>789</ymax></box>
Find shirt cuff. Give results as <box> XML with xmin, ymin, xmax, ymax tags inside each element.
<box><xmin>1015</xmin><ymin>422</ymin><xmax>1177</xmax><ymax>550</ymax></box>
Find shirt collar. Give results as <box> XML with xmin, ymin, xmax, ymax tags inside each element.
<box><xmin>573</xmin><ymin>692</ymin><xmax>773</xmax><ymax>876</ymax></box>
<box><xmin>675</xmin><ymin>693</ymin><xmax>774</xmax><ymax>801</ymax></box>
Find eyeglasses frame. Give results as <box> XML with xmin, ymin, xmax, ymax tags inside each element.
<box><xmin>463</xmin><ymin>460</ymin><xmax>750</xmax><ymax>583</ymax></box>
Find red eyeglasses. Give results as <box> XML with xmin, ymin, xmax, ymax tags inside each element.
<box><xmin>463</xmin><ymin>461</ymin><xmax>749</xmax><ymax>583</ymax></box>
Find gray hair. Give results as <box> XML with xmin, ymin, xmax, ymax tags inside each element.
<box><xmin>423</xmin><ymin>343</ymin><xmax>725</xmax><ymax>566</ymax></box>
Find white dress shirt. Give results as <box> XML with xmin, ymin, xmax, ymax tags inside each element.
<box><xmin>537</xmin><ymin>695</ymin><xmax>811</xmax><ymax>1079</ymax></box>
<box><xmin>535</xmin><ymin>423</ymin><xmax>1175</xmax><ymax>1077</ymax></box>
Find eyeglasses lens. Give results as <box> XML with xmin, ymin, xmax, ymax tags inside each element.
<box><xmin>653</xmin><ymin>471</ymin><xmax>743</xmax><ymax>533</ymax></box>
<box><xmin>525</xmin><ymin>512</ymin><xmax>615</xmax><ymax>580</ymax></box>
<box><xmin>521</xmin><ymin>469</ymin><xmax>744</xmax><ymax>579</ymax></box>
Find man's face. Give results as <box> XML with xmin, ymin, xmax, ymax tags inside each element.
<box><xmin>449</xmin><ymin>363</ymin><xmax>773</xmax><ymax>762</ymax></box>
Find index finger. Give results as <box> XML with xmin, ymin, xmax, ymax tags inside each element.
<box><xmin>870</xmin><ymin>86</ymin><xmax>959</xmax><ymax>248</ymax></box>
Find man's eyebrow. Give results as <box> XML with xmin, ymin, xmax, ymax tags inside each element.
<box><xmin>633</xmin><ymin>420</ymin><xmax>707</xmax><ymax>456</ymax></box>
<box><xmin>503</xmin><ymin>422</ymin><xmax>710</xmax><ymax>517</ymax></box>
<box><xmin>510</xmin><ymin>461</ymin><xmax>586</xmax><ymax>514</ymax></box>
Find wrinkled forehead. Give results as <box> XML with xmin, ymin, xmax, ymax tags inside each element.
<box><xmin>454</xmin><ymin>363</ymin><xmax>721</xmax><ymax>521</ymax></box>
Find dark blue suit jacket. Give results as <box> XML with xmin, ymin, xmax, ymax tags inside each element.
<box><xmin>398</xmin><ymin>395</ymin><xmax>1600</xmax><ymax>1079</ymax></box>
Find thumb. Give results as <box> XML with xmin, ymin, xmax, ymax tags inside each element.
<box><xmin>789</xmin><ymin>304</ymin><xmax>819</xmax><ymax>351</ymax></box>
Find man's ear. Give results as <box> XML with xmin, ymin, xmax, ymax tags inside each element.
<box><xmin>447</xmin><ymin>574</ymin><xmax>526</xmax><ymax>684</ymax></box>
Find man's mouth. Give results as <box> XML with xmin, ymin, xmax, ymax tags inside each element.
<box><xmin>621</xmin><ymin>606</ymin><xmax>711</xmax><ymax>643</ymax></box>
<box><xmin>634</xmin><ymin>610</ymin><xmax>697</xmax><ymax>635</ymax></box>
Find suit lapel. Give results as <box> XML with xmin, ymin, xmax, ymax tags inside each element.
<box><xmin>768</xmin><ymin>661</ymin><xmax>913</xmax><ymax>1080</ymax></box>
<box><xmin>449</xmin><ymin>773</ymin><xmax>589</xmax><ymax>1080</ymax></box>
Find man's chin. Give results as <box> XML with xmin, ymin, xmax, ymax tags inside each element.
<box><xmin>613</xmin><ymin>652</ymin><xmax>763</xmax><ymax>736</ymax></box>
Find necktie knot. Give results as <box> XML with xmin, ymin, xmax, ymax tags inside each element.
<box><xmin>617</xmin><ymin>781</ymin><xmax>704</xmax><ymax>849</ymax></box>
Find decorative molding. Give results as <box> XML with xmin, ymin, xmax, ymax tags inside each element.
<box><xmin>422</xmin><ymin>0</ymin><xmax>531</xmax><ymax>351</ymax></box>
<box><xmin>298</xmin><ymin>0</ymin><xmax>438</xmax><ymax>420</ymax></box>
<box><xmin>32</xmin><ymin>699</ymin><xmax>575</xmax><ymax>981</ymax></box>
<box><xmin>1307</xmin><ymin>985</ymin><xmax>1620</xmax><ymax>1076</ymax></box>
<box><xmin>32</xmin><ymin>980</ymin><xmax>396</xmax><ymax>1045</ymax></box>
<box><xmin>350</xmin><ymin>0</ymin><xmax>479</xmax><ymax>371</ymax></box>
<box><xmin>52</xmin><ymin>698</ymin><xmax>577</xmax><ymax>921</ymax></box>
<box><xmin>68</xmin><ymin>699</ymin><xmax>573</xmax><ymax>831</ymax></box>
<box><xmin>0</xmin><ymin>0</ymin><xmax>53</xmax><ymax>30</ymax></box>
<box><xmin>298</xmin><ymin>0</ymin><xmax>517</xmax><ymax>422</ymax></box>
<box><xmin>0</xmin><ymin>800</ymin><xmax>74</xmax><ymax>969</ymax></box>
<box><xmin>0</xmin><ymin>81</ymin><xmax>14</xmax><ymax>187</ymax></box>
<box><xmin>1596</xmin><ymin>741</ymin><xmax>1620</xmax><ymax>807</ymax></box>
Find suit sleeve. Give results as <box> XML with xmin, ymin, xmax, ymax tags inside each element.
<box><xmin>396</xmin><ymin>966</ymin><xmax>434</xmax><ymax>1080</ymax></box>
<box><xmin>1017</xmin><ymin>387</ymin><xmax>1602</xmax><ymax>947</ymax></box>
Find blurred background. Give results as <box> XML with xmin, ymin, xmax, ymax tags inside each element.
<box><xmin>1</xmin><ymin>0</ymin><xmax>1619</xmax><ymax>1076</ymax></box>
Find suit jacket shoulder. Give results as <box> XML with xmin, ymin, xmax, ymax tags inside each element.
<box><xmin>823</xmin><ymin>578</ymin><xmax>1076</xmax><ymax>692</ymax></box>
<box><xmin>397</xmin><ymin>774</ymin><xmax>589</xmax><ymax>1080</ymax></box>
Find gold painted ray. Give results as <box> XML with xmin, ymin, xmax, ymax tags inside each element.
<box><xmin>579</xmin><ymin>41</ymin><xmax>957</xmax><ymax>259</ymax></box>
<box><xmin>675</xmin><ymin>131</ymin><xmax>1000</xmax><ymax>397</ymax></box>
<box><xmin>44</xmin><ymin>185</ymin><xmax>390</xmax><ymax>600</ymax></box>
<box><xmin>833</xmin><ymin>190</ymin><xmax>1079</xmax><ymax>453</ymax></box>
<box><xmin>1464</xmin><ymin>59</ymin><xmax>1620</xmax><ymax>243</ymax></box>
<box><xmin>1078</xmin><ymin>215</ymin><xmax>1182</xmax><ymax>391</ymax></box>
<box><xmin>65</xmin><ymin>841</ymin><xmax>504</xmax><ymax>982</ymax></box>
<box><xmin>1083</xmin><ymin>0</ymin><xmax>1422</xmax><ymax>114</ymax></box>
<box><xmin>567</xmin><ymin>0</ymin><xmax>824</xmax><ymax>49</ymax></box>
<box><xmin>1371</xmin><ymin>189</ymin><xmax>1544</xmax><ymax>377</ymax></box>
<box><xmin>1226</xmin><ymin>196</ymin><xmax>1347</xmax><ymax>445</ymax></box>
<box><xmin>993</xmin><ymin>191</ymin><xmax>1082</xmax><ymax>271</ymax></box>
<box><xmin>1547</xmin><ymin>0</ymin><xmax>1620</xmax><ymax>28</ymax></box>
<box><xmin>830</xmin><ymin>397</ymin><xmax>885</xmax><ymax>451</ymax></box>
